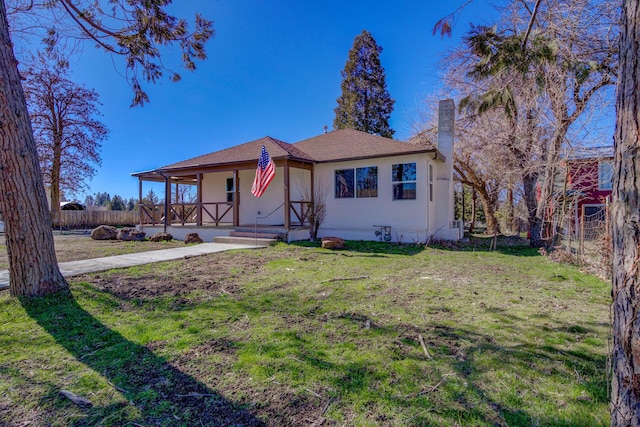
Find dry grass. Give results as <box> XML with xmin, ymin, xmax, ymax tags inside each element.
<box><xmin>0</xmin><ymin>232</ymin><xmax>185</xmax><ymax>270</ymax></box>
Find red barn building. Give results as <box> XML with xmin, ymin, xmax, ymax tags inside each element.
<box><xmin>564</xmin><ymin>146</ymin><xmax>613</xmax><ymax>234</ymax></box>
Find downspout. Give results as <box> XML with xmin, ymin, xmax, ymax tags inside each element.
<box><xmin>160</xmin><ymin>171</ymin><xmax>170</xmax><ymax>233</ymax></box>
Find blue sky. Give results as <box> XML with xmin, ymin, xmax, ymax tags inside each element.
<box><xmin>31</xmin><ymin>0</ymin><xmax>499</xmax><ymax>200</ymax></box>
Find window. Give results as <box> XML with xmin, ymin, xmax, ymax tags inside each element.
<box><xmin>598</xmin><ymin>160</ymin><xmax>613</xmax><ymax>190</ymax></box>
<box><xmin>335</xmin><ymin>169</ymin><xmax>355</xmax><ymax>198</ymax></box>
<box><xmin>584</xmin><ymin>205</ymin><xmax>606</xmax><ymax>217</ymax></box>
<box><xmin>356</xmin><ymin>167</ymin><xmax>378</xmax><ymax>198</ymax></box>
<box><xmin>226</xmin><ymin>178</ymin><xmax>234</xmax><ymax>202</ymax></box>
<box><xmin>335</xmin><ymin>167</ymin><xmax>378</xmax><ymax>198</ymax></box>
<box><xmin>392</xmin><ymin>163</ymin><xmax>417</xmax><ymax>200</ymax></box>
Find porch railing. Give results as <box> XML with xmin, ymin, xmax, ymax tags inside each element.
<box><xmin>290</xmin><ymin>200</ymin><xmax>312</xmax><ymax>226</ymax></box>
<box><xmin>140</xmin><ymin>200</ymin><xmax>309</xmax><ymax>227</ymax></box>
<box><xmin>139</xmin><ymin>201</ymin><xmax>234</xmax><ymax>226</ymax></box>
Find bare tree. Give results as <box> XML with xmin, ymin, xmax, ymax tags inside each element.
<box><xmin>411</xmin><ymin>94</ymin><xmax>510</xmax><ymax>236</ymax></box>
<box><xmin>299</xmin><ymin>182</ymin><xmax>327</xmax><ymax>241</ymax></box>
<box><xmin>22</xmin><ymin>53</ymin><xmax>108</xmax><ymax>226</ymax></box>
<box><xmin>0</xmin><ymin>1</ymin><xmax>214</xmax><ymax>296</ymax></box>
<box><xmin>438</xmin><ymin>0</ymin><xmax>617</xmax><ymax>247</ymax></box>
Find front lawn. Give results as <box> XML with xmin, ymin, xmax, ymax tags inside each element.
<box><xmin>0</xmin><ymin>241</ymin><xmax>610</xmax><ymax>426</ymax></box>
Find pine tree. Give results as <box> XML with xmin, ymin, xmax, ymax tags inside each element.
<box><xmin>110</xmin><ymin>195</ymin><xmax>125</xmax><ymax>211</ymax></box>
<box><xmin>612</xmin><ymin>0</ymin><xmax>640</xmax><ymax>421</ymax></box>
<box><xmin>333</xmin><ymin>30</ymin><xmax>395</xmax><ymax>138</ymax></box>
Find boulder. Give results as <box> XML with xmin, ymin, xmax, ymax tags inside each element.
<box><xmin>90</xmin><ymin>225</ymin><xmax>118</xmax><ymax>240</ymax></box>
<box><xmin>321</xmin><ymin>236</ymin><xmax>345</xmax><ymax>250</ymax></box>
<box><xmin>117</xmin><ymin>228</ymin><xmax>146</xmax><ymax>241</ymax></box>
<box><xmin>149</xmin><ymin>232</ymin><xmax>173</xmax><ymax>242</ymax></box>
<box><xmin>184</xmin><ymin>233</ymin><xmax>203</xmax><ymax>244</ymax></box>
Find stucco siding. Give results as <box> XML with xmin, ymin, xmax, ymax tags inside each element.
<box><xmin>201</xmin><ymin>173</ymin><xmax>234</xmax><ymax>223</ymax></box>
<box><xmin>238</xmin><ymin>169</ymin><xmax>283</xmax><ymax>225</ymax></box>
<box><xmin>314</xmin><ymin>154</ymin><xmax>431</xmax><ymax>242</ymax></box>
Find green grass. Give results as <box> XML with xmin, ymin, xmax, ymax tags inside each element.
<box><xmin>0</xmin><ymin>241</ymin><xmax>610</xmax><ymax>426</ymax></box>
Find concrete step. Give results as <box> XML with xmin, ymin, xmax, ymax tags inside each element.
<box><xmin>235</xmin><ymin>226</ymin><xmax>289</xmax><ymax>234</ymax></box>
<box><xmin>213</xmin><ymin>236</ymin><xmax>276</xmax><ymax>247</ymax></box>
<box><xmin>229</xmin><ymin>231</ymin><xmax>282</xmax><ymax>240</ymax></box>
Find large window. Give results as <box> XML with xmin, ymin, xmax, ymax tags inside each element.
<box><xmin>392</xmin><ymin>163</ymin><xmax>417</xmax><ymax>200</ymax></box>
<box><xmin>335</xmin><ymin>167</ymin><xmax>378</xmax><ymax>198</ymax></box>
<box><xmin>598</xmin><ymin>160</ymin><xmax>613</xmax><ymax>191</ymax></box>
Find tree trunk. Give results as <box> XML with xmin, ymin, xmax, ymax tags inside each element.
<box><xmin>523</xmin><ymin>172</ymin><xmax>544</xmax><ymax>247</ymax></box>
<box><xmin>611</xmin><ymin>1</ymin><xmax>640</xmax><ymax>424</ymax></box>
<box><xmin>0</xmin><ymin>2</ymin><xmax>67</xmax><ymax>297</ymax></box>
<box><xmin>475</xmin><ymin>186</ymin><xmax>500</xmax><ymax>236</ymax></box>
<box><xmin>469</xmin><ymin>189</ymin><xmax>477</xmax><ymax>234</ymax></box>
<box><xmin>506</xmin><ymin>187</ymin><xmax>515</xmax><ymax>235</ymax></box>
<box><xmin>50</xmin><ymin>136</ymin><xmax>62</xmax><ymax>228</ymax></box>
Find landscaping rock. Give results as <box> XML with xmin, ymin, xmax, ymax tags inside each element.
<box><xmin>149</xmin><ymin>232</ymin><xmax>173</xmax><ymax>242</ymax></box>
<box><xmin>90</xmin><ymin>225</ymin><xmax>118</xmax><ymax>240</ymax></box>
<box><xmin>321</xmin><ymin>236</ymin><xmax>345</xmax><ymax>250</ymax></box>
<box><xmin>117</xmin><ymin>228</ymin><xmax>146</xmax><ymax>241</ymax></box>
<box><xmin>184</xmin><ymin>233</ymin><xmax>203</xmax><ymax>244</ymax></box>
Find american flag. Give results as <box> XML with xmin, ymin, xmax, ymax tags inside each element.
<box><xmin>251</xmin><ymin>145</ymin><xmax>276</xmax><ymax>197</ymax></box>
<box><xmin>338</xmin><ymin>173</ymin><xmax>349</xmax><ymax>197</ymax></box>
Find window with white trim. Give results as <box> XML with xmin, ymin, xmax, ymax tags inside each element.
<box><xmin>392</xmin><ymin>163</ymin><xmax>417</xmax><ymax>200</ymax></box>
<box><xmin>598</xmin><ymin>160</ymin><xmax>613</xmax><ymax>190</ymax></box>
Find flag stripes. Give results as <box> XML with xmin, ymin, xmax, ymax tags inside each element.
<box><xmin>251</xmin><ymin>145</ymin><xmax>276</xmax><ymax>197</ymax></box>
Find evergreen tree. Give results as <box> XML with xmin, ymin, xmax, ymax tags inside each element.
<box><xmin>142</xmin><ymin>189</ymin><xmax>160</xmax><ymax>206</ymax></box>
<box><xmin>110</xmin><ymin>195</ymin><xmax>125</xmax><ymax>211</ymax></box>
<box><xmin>333</xmin><ymin>30</ymin><xmax>395</xmax><ymax>138</ymax></box>
<box><xmin>94</xmin><ymin>192</ymin><xmax>111</xmax><ymax>207</ymax></box>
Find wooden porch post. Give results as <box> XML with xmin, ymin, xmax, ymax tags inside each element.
<box><xmin>138</xmin><ymin>177</ymin><xmax>143</xmax><ymax>226</ymax></box>
<box><xmin>233</xmin><ymin>169</ymin><xmax>240</xmax><ymax>227</ymax></box>
<box><xmin>310</xmin><ymin>166</ymin><xmax>314</xmax><ymax>209</ymax></box>
<box><xmin>284</xmin><ymin>164</ymin><xmax>291</xmax><ymax>228</ymax></box>
<box><xmin>197</xmin><ymin>173</ymin><xmax>202</xmax><ymax>226</ymax></box>
<box><xmin>163</xmin><ymin>175</ymin><xmax>170</xmax><ymax>232</ymax></box>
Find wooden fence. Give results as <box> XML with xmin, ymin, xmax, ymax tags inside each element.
<box><xmin>55</xmin><ymin>210</ymin><xmax>139</xmax><ymax>229</ymax></box>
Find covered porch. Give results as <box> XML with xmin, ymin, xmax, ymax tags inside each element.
<box><xmin>132</xmin><ymin>157</ymin><xmax>314</xmax><ymax>242</ymax></box>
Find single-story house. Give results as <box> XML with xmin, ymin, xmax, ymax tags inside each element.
<box><xmin>133</xmin><ymin>100</ymin><xmax>461</xmax><ymax>243</ymax></box>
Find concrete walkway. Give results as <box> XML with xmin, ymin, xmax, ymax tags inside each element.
<box><xmin>0</xmin><ymin>242</ymin><xmax>259</xmax><ymax>291</ymax></box>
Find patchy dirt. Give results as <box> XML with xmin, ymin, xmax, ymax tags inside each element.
<box><xmin>82</xmin><ymin>249</ymin><xmax>284</xmax><ymax>301</ymax></box>
<box><xmin>74</xmin><ymin>247</ymin><xmax>332</xmax><ymax>426</ymax></box>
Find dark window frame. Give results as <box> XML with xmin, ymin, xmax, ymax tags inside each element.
<box><xmin>335</xmin><ymin>166</ymin><xmax>378</xmax><ymax>199</ymax></box>
<box><xmin>392</xmin><ymin>162</ymin><xmax>417</xmax><ymax>200</ymax></box>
